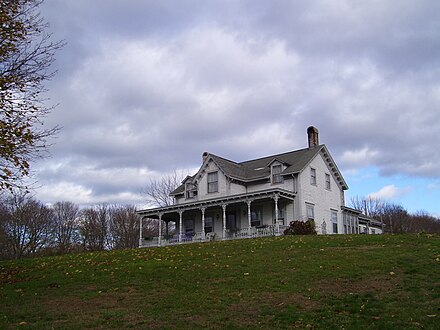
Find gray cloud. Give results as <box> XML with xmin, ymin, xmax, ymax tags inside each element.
<box><xmin>34</xmin><ymin>0</ymin><xmax>440</xmax><ymax>206</ymax></box>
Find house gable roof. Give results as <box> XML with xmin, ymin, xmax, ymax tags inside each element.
<box><xmin>170</xmin><ymin>145</ymin><xmax>348</xmax><ymax>196</ymax></box>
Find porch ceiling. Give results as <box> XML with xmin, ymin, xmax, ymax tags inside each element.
<box><xmin>137</xmin><ymin>188</ymin><xmax>295</xmax><ymax>218</ymax></box>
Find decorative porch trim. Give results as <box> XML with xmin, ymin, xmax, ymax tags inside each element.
<box><xmin>137</xmin><ymin>188</ymin><xmax>296</xmax><ymax>218</ymax></box>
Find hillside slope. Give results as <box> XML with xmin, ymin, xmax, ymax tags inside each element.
<box><xmin>1</xmin><ymin>234</ymin><xmax>439</xmax><ymax>329</ymax></box>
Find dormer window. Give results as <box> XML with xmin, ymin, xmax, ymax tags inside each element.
<box><xmin>272</xmin><ymin>164</ymin><xmax>283</xmax><ymax>184</ymax></box>
<box><xmin>207</xmin><ymin>171</ymin><xmax>218</xmax><ymax>193</ymax></box>
<box><xmin>185</xmin><ymin>182</ymin><xmax>197</xmax><ymax>199</ymax></box>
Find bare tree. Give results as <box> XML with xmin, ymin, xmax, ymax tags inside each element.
<box><xmin>0</xmin><ymin>0</ymin><xmax>64</xmax><ymax>190</ymax></box>
<box><xmin>350</xmin><ymin>196</ymin><xmax>385</xmax><ymax>217</ymax></box>
<box><xmin>144</xmin><ymin>170</ymin><xmax>186</xmax><ymax>207</ymax></box>
<box><xmin>0</xmin><ymin>192</ymin><xmax>55</xmax><ymax>259</ymax></box>
<box><xmin>52</xmin><ymin>201</ymin><xmax>80</xmax><ymax>253</ymax></box>
<box><xmin>109</xmin><ymin>204</ymin><xmax>139</xmax><ymax>249</ymax></box>
<box><xmin>381</xmin><ymin>203</ymin><xmax>409</xmax><ymax>233</ymax></box>
<box><xmin>78</xmin><ymin>204</ymin><xmax>110</xmax><ymax>251</ymax></box>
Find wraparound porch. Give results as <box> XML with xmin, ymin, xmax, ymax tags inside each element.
<box><xmin>137</xmin><ymin>188</ymin><xmax>295</xmax><ymax>248</ymax></box>
<box><xmin>140</xmin><ymin>224</ymin><xmax>290</xmax><ymax>247</ymax></box>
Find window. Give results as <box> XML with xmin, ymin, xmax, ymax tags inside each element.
<box><xmin>273</xmin><ymin>206</ymin><xmax>285</xmax><ymax>220</ymax></box>
<box><xmin>184</xmin><ymin>219</ymin><xmax>194</xmax><ymax>234</ymax></box>
<box><xmin>343</xmin><ymin>215</ymin><xmax>347</xmax><ymax>234</ymax></box>
<box><xmin>310</xmin><ymin>168</ymin><xmax>317</xmax><ymax>185</ymax></box>
<box><xmin>204</xmin><ymin>215</ymin><xmax>213</xmax><ymax>233</ymax></box>
<box><xmin>306</xmin><ymin>204</ymin><xmax>314</xmax><ymax>220</ymax></box>
<box><xmin>207</xmin><ymin>171</ymin><xmax>218</xmax><ymax>193</ymax></box>
<box><xmin>272</xmin><ymin>164</ymin><xmax>283</xmax><ymax>184</ymax></box>
<box><xmin>325</xmin><ymin>173</ymin><xmax>331</xmax><ymax>190</ymax></box>
<box><xmin>185</xmin><ymin>182</ymin><xmax>197</xmax><ymax>198</ymax></box>
<box><xmin>251</xmin><ymin>208</ymin><xmax>262</xmax><ymax>227</ymax></box>
<box><xmin>331</xmin><ymin>211</ymin><xmax>338</xmax><ymax>234</ymax></box>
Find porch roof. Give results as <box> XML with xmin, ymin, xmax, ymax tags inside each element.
<box><xmin>137</xmin><ymin>188</ymin><xmax>295</xmax><ymax>218</ymax></box>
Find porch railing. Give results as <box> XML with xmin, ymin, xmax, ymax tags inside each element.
<box><xmin>139</xmin><ymin>224</ymin><xmax>289</xmax><ymax>248</ymax></box>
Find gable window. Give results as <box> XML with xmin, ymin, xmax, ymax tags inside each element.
<box><xmin>207</xmin><ymin>171</ymin><xmax>218</xmax><ymax>193</ymax></box>
<box><xmin>331</xmin><ymin>210</ymin><xmax>338</xmax><ymax>234</ymax></box>
<box><xmin>306</xmin><ymin>204</ymin><xmax>314</xmax><ymax>221</ymax></box>
<box><xmin>325</xmin><ymin>173</ymin><xmax>331</xmax><ymax>190</ymax></box>
<box><xmin>272</xmin><ymin>164</ymin><xmax>283</xmax><ymax>184</ymax></box>
<box><xmin>310</xmin><ymin>168</ymin><xmax>317</xmax><ymax>185</ymax></box>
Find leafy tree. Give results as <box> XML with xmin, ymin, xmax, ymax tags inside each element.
<box><xmin>0</xmin><ymin>0</ymin><xmax>64</xmax><ymax>190</ymax></box>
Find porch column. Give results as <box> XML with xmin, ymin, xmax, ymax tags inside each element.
<box><xmin>200</xmin><ymin>207</ymin><xmax>206</xmax><ymax>238</ymax></box>
<box><xmin>179</xmin><ymin>210</ymin><xmax>183</xmax><ymax>243</ymax></box>
<box><xmin>273</xmin><ymin>194</ymin><xmax>279</xmax><ymax>234</ymax></box>
<box><xmin>139</xmin><ymin>216</ymin><xmax>143</xmax><ymax>247</ymax></box>
<box><xmin>247</xmin><ymin>200</ymin><xmax>252</xmax><ymax>236</ymax></box>
<box><xmin>158</xmin><ymin>214</ymin><xmax>163</xmax><ymax>246</ymax></box>
<box><xmin>222</xmin><ymin>204</ymin><xmax>227</xmax><ymax>239</ymax></box>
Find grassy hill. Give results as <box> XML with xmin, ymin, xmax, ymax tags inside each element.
<box><xmin>1</xmin><ymin>234</ymin><xmax>439</xmax><ymax>329</ymax></box>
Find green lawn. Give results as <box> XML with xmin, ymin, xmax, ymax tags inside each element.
<box><xmin>1</xmin><ymin>234</ymin><xmax>439</xmax><ymax>329</ymax></box>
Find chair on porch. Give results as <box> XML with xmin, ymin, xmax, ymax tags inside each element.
<box><xmin>193</xmin><ymin>232</ymin><xmax>205</xmax><ymax>242</ymax></box>
<box><xmin>205</xmin><ymin>232</ymin><xmax>216</xmax><ymax>241</ymax></box>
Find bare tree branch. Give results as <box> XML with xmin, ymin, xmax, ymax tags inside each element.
<box><xmin>144</xmin><ymin>170</ymin><xmax>186</xmax><ymax>207</ymax></box>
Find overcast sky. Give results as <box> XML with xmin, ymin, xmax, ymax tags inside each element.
<box><xmin>35</xmin><ymin>0</ymin><xmax>440</xmax><ymax>215</ymax></box>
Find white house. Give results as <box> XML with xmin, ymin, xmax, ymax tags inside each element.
<box><xmin>137</xmin><ymin>126</ymin><xmax>383</xmax><ymax>247</ymax></box>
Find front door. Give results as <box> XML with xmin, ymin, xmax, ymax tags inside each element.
<box><xmin>226</xmin><ymin>212</ymin><xmax>236</xmax><ymax>230</ymax></box>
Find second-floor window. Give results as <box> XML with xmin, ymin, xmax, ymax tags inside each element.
<box><xmin>310</xmin><ymin>168</ymin><xmax>317</xmax><ymax>185</ymax></box>
<box><xmin>185</xmin><ymin>182</ymin><xmax>197</xmax><ymax>198</ymax></box>
<box><xmin>207</xmin><ymin>171</ymin><xmax>218</xmax><ymax>193</ymax></box>
<box><xmin>325</xmin><ymin>173</ymin><xmax>331</xmax><ymax>190</ymax></box>
<box><xmin>272</xmin><ymin>165</ymin><xmax>283</xmax><ymax>184</ymax></box>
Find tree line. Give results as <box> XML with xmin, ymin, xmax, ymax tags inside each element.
<box><xmin>350</xmin><ymin>196</ymin><xmax>440</xmax><ymax>234</ymax></box>
<box><xmin>0</xmin><ymin>191</ymin><xmax>162</xmax><ymax>260</ymax></box>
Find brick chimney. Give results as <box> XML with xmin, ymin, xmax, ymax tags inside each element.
<box><xmin>202</xmin><ymin>151</ymin><xmax>209</xmax><ymax>162</ymax></box>
<box><xmin>307</xmin><ymin>126</ymin><xmax>319</xmax><ymax>148</ymax></box>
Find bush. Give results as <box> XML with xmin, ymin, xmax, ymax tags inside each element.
<box><xmin>284</xmin><ymin>220</ymin><xmax>317</xmax><ymax>235</ymax></box>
